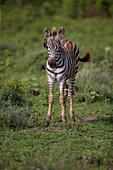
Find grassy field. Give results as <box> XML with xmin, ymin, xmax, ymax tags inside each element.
<box><xmin>0</xmin><ymin>1</ymin><xmax>113</xmax><ymax>169</ymax></box>
<box><xmin>0</xmin><ymin>102</ymin><xmax>113</xmax><ymax>169</ymax></box>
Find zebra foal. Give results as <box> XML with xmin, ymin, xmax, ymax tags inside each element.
<box><xmin>43</xmin><ymin>27</ymin><xmax>90</xmax><ymax>127</ymax></box>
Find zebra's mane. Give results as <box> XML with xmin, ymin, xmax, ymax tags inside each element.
<box><xmin>52</xmin><ymin>27</ymin><xmax>57</xmax><ymax>36</ymax></box>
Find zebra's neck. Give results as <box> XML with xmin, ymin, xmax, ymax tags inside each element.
<box><xmin>55</xmin><ymin>53</ymin><xmax>64</xmax><ymax>68</ymax></box>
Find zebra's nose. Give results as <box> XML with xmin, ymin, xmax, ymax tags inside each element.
<box><xmin>48</xmin><ymin>57</ymin><xmax>56</xmax><ymax>68</ymax></box>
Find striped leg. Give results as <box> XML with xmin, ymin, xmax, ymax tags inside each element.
<box><xmin>64</xmin><ymin>83</ymin><xmax>68</xmax><ymax>106</ymax></box>
<box><xmin>45</xmin><ymin>81</ymin><xmax>55</xmax><ymax>127</ymax></box>
<box><xmin>59</xmin><ymin>81</ymin><xmax>67</xmax><ymax>124</ymax></box>
<box><xmin>68</xmin><ymin>78</ymin><xmax>75</xmax><ymax>122</ymax></box>
<box><xmin>59</xmin><ymin>83</ymin><xmax>68</xmax><ymax>122</ymax></box>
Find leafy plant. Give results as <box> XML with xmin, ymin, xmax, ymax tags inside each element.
<box><xmin>38</xmin><ymin>90</ymin><xmax>48</xmax><ymax>106</ymax></box>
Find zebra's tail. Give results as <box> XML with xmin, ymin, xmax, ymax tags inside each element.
<box><xmin>79</xmin><ymin>51</ymin><xmax>90</xmax><ymax>62</ymax></box>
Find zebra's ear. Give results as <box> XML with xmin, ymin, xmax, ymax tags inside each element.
<box><xmin>43</xmin><ymin>38</ymin><xmax>47</xmax><ymax>48</ymax></box>
<box><xmin>43</xmin><ymin>27</ymin><xmax>51</xmax><ymax>38</ymax></box>
<box><xmin>58</xmin><ymin>27</ymin><xmax>65</xmax><ymax>38</ymax></box>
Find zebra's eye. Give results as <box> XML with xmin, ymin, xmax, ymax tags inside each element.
<box><xmin>46</xmin><ymin>45</ymin><xmax>49</xmax><ymax>49</ymax></box>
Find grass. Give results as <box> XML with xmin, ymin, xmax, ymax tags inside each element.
<box><xmin>0</xmin><ymin>2</ymin><xmax>113</xmax><ymax>169</ymax></box>
<box><xmin>0</xmin><ymin>100</ymin><xmax>113</xmax><ymax>169</ymax></box>
<box><xmin>0</xmin><ymin>102</ymin><xmax>113</xmax><ymax>170</ymax></box>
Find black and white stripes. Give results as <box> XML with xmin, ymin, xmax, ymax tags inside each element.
<box><xmin>43</xmin><ymin>27</ymin><xmax>90</xmax><ymax>127</ymax></box>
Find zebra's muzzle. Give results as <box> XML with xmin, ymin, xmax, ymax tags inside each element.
<box><xmin>48</xmin><ymin>58</ymin><xmax>56</xmax><ymax>68</ymax></box>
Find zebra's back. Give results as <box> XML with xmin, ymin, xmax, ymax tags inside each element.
<box><xmin>61</xmin><ymin>39</ymin><xmax>79</xmax><ymax>79</ymax></box>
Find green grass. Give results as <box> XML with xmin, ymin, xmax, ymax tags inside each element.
<box><xmin>0</xmin><ymin>102</ymin><xmax>113</xmax><ymax>170</ymax></box>
<box><xmin>0</xmin><ymin>100</ymin><xmax>113</xmax><ymax>169</ymax></box>
<box><xmin>0</xmin><ymin>1</ymin><xmax>113</xmax><ymax>169</ymax></box>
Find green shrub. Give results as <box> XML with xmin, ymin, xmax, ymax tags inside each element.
<box><xmin>0</xmin><ymin>91</ymin><xmax>26</xmax><ymax>106</ymax></box>
<box><xmin>0</xmin><ymin>78</ymin><xmax>41</xmax><ymax>107</ymax></box>
<box><xmin>0</xmin><ymin>105</ymin><xmax>39</xmax><ymax>129</ymax></box>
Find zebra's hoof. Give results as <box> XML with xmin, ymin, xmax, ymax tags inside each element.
<box><xmin>71</xmin><ymin>117</ymin><xmax>76</xmax><ymax>122</ymax></box>
<box><xmin>45</xmin><ymin>121</ymin><xmax>49</xmax><ymax>128</ymax></box>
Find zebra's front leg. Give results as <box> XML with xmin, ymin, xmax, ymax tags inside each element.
<box><xmin>68</xmin><ymin>79</ymin><xmax>75</xmax><ymax>122</ymax></box>
<box><xmin>59</xmin><ymin>81</ymin><xmax>67</xmax><ymax>124</ymax></box>
<box><xmin>45</xmin><ymin>82</ymin><xmax>55</xmax><ymax>127</ymax></box>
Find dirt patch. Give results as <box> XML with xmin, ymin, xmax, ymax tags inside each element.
<box><xmin>84</xmin><ymin>116</ymin><xmax>97</xmax><ymax>122</ymax></box>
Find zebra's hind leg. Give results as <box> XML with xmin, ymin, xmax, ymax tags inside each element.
<box><xmin>59</xmin><ymin>81</ymin><xmax>67</xmax><ymax>124</ymax></box>
<box><xmin>45</xmin><ymin>82</ymin><xmax>55</xmax><ymax>127</ymax></box>
<box><xmin>68</xmin><ymin>78</ymin><xmax>76</xmax><ymax>122</ymax></box>
<box><xmin>64</xmin><ymin>83</ymin><xmax>68</xmax><ymax>105</ymax></box>
<box><xmin>59</xmin><ymin>83</ymin><xmax>68</xmax><ymax>122</ymax></box>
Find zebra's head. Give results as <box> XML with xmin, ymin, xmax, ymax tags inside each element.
<box><xmin>43</xmin><ymin>27</ymin><xmax>65</xmax><ymax>68</ymax></box>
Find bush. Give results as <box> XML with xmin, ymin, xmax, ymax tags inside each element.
<box><xmin>0</xmin><ymin>105</ymin><xmax>38</xmax><ymax>129</ymax></box>
<box><xmin>0</xmin><ymin>79</ymin><xmax>29</xmax><ymax>106</ymax></box>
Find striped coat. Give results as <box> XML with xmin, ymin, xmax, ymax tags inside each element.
<box><xmin>43</xmin><ymin>27</ymin><xmax>90</xmax><ymax>127</ymax></box>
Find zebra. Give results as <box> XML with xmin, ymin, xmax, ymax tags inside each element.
<box><xmin>43</xmin><ymin>27</ymin><xmax>90</xmax><ymax>127</ymax></box>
